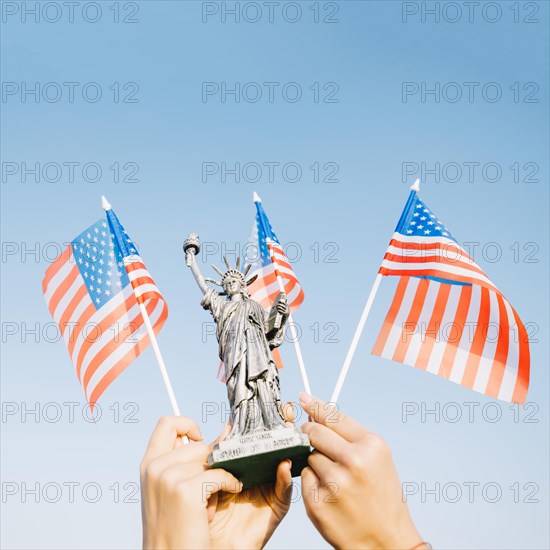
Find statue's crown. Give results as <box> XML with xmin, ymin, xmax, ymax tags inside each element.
<box><xmin>208</xmin><ymin>256</ymin><xmax>258</xmax><ymax>290</ymax></box>
<box><xmin>222</xmin><ymin>268</ymin><xmax>246</xmax><ymax>285</ymax></box>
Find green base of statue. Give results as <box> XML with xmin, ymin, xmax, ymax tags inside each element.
<box><xmin>208</xmin><ymin>427</ymin><xmax>311</xmax><ymax>489</ymax></box>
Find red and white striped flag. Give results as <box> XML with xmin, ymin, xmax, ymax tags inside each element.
<box><xmin>42</xmin><ymin>208</ymin><xmax>168</xmax><ymax>406</ymax></box>
<box><xmin>372</xmin><ymin>189</ymin><xmax>530</xmax><ymax>403</ymax></box>
<box><xmin>216</xmin><ymin>194</ymin><xmax>304</xmax><ymax>381</ymax></box>
<box><xmin>246</xmin><ymin>193</ymin><xmax>304</xmax><ymax>312</ymax></box>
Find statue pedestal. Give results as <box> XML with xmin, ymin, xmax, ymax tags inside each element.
<box><xmin>208</xmin><ymin>427</ymin><xmax>311</xmax><ymax>489</ymax></box>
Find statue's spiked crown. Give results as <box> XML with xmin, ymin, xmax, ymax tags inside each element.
<box><xmin>209</xmin><ymin>256</ymin><xmax>258</xmax><ymax>289</ymax></box>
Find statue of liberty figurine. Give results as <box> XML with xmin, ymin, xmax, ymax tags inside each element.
<box><xmin>183</xmin><ymin>233</ymin><xmax>310</xmax><ymax>488</ymax></box>
<box><xmin>184</xmin><ymin>233</ymin><xmax>290</xmax><ymax>437</ymax></box>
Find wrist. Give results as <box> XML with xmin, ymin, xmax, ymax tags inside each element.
<box><xmin>337</xmin><ymin>524</ymin><xmax>423</xmax><ymax>550</ymax></box>
<box><xmin>380</xmin><ymin>529</ymin><xmax>425</xmax><ymax>550</ymax></box>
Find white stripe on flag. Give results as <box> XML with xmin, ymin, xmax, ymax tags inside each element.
<box><xmin>389</xmin><ymin>233</ymin><xmax>466</xmax><ymax>247</ymax></box>
<box><xmin>133</xmin><ymin>283</ymin><xmax>161</xmax><ymax>298</ymax></box>
<box><xmin>380</xmin><ymin>259</ymin><xmax>496</xmax><ymax>288</ymax></box>
<box><xmin>448</xmin><ymin>285</ymin><xmax>482</xmax><ymax>384</ymax></box>
<box><xmin>425</xmin><ymin>284</ymin><xmax>461</xmax><ymax>374</ymax></box>
<box><xmin>385</xmin><ymin>244</ymin><xmax>475</xmax><ymax>265</ymax></box>
<box><xmin>403</xmin><ymin>282</ymin><xmax>439</xmax><ymax>367</ymax></box>
<box><xmin>127</xmin><ymin>268</ymin><xmax>151</xmax><ymax>281</ymax></box>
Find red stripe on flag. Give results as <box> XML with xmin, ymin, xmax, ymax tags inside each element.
<box><xmin>379</xmin><ymin>267</ymin><xmax>497</xmax><ymax>291</ymax></box>
<box><xmin>392</xmin><ymin>278</ymin><xmax>430</xmax><ymax>364</ymax></box>
<box><xmin>460</xmin><ymin>287</ymin><xmax>491</xmax><ymax>389</ymax></box>
<box><xmin>58</xmin><ymin>285</ymin><xmax>88</xmax><ymax>334</ymax></box>
<box><xmin>130</xmin><ymin>276</ymin><xmax>155</xmax><ymax>289</ymax></box>
<box><xmin>124</xmin><ymin>261</ymin><xmax>147</xmax><ymax>273</ymax></box>
<box><xmin>372</xmin><ymin>277</ymin><xmax>409</xmax><ymax>356</ymax></box>
<box><xmin>415</xmin><ymin>282</ymin><xmax>451</xmax><ymax>371</ymax></box>
<box><xmin>438</xmin><ymin>284</ymin><xmax>473</xmax><ymax>379</ymax></box>
<box><xmin>67</xmin><ymin>302</ymin><xmax>96</xmax><ymax>358</ymax></box>
<box><xmin>272</xmin><ymin>348</ymin><xmax>284</xmax><ymax>370</ymax></box>
<box><xmin>136</xmin><ymin>290</ymin><xmax>164</xmax><ymax>304</ymax></box>
<box><xmin>47</xmin><ymin>264</ymin><xmax>79</xmax><ymax>317</ymax></box>
<box><xmin>511</xmin><ymin>306</ymin><xmax>530</xmax><ymax>404</ymax></box>
<box><xmin>42</xmin><ymin>245</ymin><xmax>72</xmax><ymax>292</ymax></box>
<box><xmin>485</xmin><ymin>294</ymin><xmax>510</xmax><ymax>399</ymax></box>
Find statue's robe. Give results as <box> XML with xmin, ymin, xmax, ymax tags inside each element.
<box><xmin>201</xmin><ymin>288</ymin><xmax>287</xmax><ymax>436</ymax></box>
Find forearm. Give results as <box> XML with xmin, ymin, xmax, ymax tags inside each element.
<box><xmin>189</xmin><ymin>258</ymin><xmax>209</xmax><ymax>294</ymax></box>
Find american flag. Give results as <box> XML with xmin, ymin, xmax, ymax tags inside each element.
<box><xmin>247</xmin><ymin>194</ymin><xmax>304</xmax><ymax>312</ymax></box>
<box><xmin>372</xmin><ymin>189</ymin><xmax>530</xmax><ymax>404</ymax></box>
<box><xmin>216</xmin><ymin>194</ymin><xmax>304</xmax><ymax>381</ymax></box>
<box><xmin>42</xmin><ymin>207</ymin><xmax>168</xmax><ymax>406</ymax></box>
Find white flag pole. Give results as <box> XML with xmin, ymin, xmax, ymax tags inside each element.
<box><xmin>136</xmin><ymin>301</ymin><xmax>181</xmax><ymax>417</ymax></box>
<box><xmin>253</xmin><ymin>192</ymin><xmax>312</xmax><ymax>395</ymax></box>
<box><xmin>276</xmin><ymin>284</ymin><xmax>312</xmax><ymax>396</ymax></box>
<box><xmin>329</xmin><ymin>179</ymin><xmax>420</xmax><ymax>404</ymax></box>
<box><xmin>102</xmin><ymin>196</ymin><xmax>187</xmax><ymax>441</ymax></box>
<box><xmin>330</xmin><ymin>274</ymin><xmax>383</xmax><ymax>403</ymax></box>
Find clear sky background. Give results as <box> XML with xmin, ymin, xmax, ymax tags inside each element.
<box><xmin>1</xmin><ymin>1</ymin><xmax>549</xmax><ymax>548</ymax></box>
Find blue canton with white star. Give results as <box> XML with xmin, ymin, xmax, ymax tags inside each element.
<box><xmin>71</xmin><ymin>219</ymin><xmax>130</xmax><ymax>310</ymax></box>
<box><xmin>256</xmin><ymin>204</ymin><xmax>281</xmax><ymax>267</ymax></box>
<box><xmin>397</xmin><ymin>193</ymin><xmax>457</xmax><ymax>242</ymax></box>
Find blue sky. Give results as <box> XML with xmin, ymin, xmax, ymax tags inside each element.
<box><xmin>1</xmin><ymin>1</ymin><xmax>549</xmax><ymax>548</ymax></box>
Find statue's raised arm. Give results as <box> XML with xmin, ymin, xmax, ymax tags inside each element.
<box><xmin>183</xmin><ymin>233</ymin><xmax>210</xmax><ymax>295</ymax></box>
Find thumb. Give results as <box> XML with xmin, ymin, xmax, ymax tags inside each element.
<box><xmin>274</xmin><ymin>459</ymin><xmax>293</xmax><ymax>507</ymax></box>
<box><xmin>281</xmin><ymin>402</ymin><xmax>295</xmax><ymax>426</ymax></box>
<box><xmin>199</xmin><ymin>468</ymin><xmax>243</xmax><ymax>501</ymax></box>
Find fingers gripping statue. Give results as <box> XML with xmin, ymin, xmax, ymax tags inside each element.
<box><xmin>185</xmin><ymin>234</ymin><xmax>288</xmax><ymax>436</ymax></box>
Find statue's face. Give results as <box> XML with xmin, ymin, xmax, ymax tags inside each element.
<box><xmin>224</xmin><ymin>275</ymin><xmax>242</xmax><ymax>296</ymax></box>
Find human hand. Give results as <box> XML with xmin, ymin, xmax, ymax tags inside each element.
<box><xmin>207</xmin><ymin>422</ymin><xmax>294</xmax><ymax>550</ymax></box>
<box><xmin>140</xmin><ymin>416</ymin><xmax>243</xmax><ymax>549</ymax></box>
<box><xmin>299</xmin><ymin>393</ymin><xmax>427</xmax><ymax>550</ymax></box>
